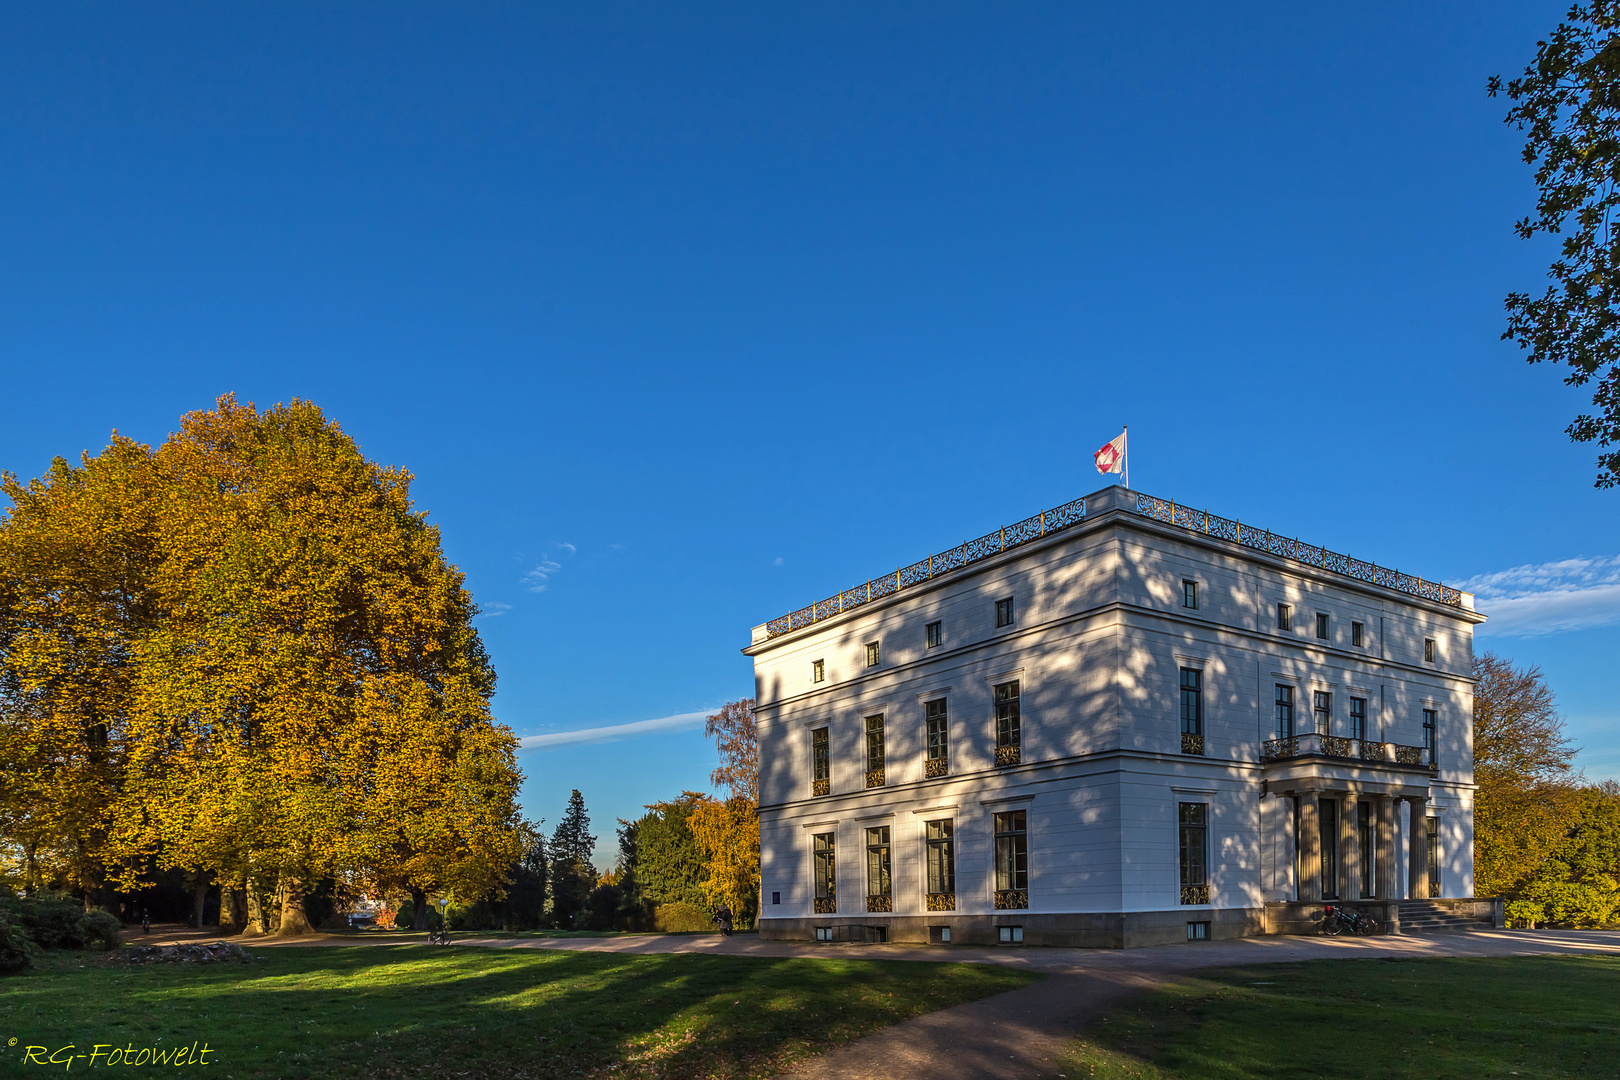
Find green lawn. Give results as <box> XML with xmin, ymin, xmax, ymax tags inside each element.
<box><xmin>0</xmin><ymin>945</ymin><xmax>1037</xmax><ymax>1079</ymax></box>
<box><xmin>1061</xmin><ymin>955</ymin><xmax>1620</xmax><ymax>1080</ymax></box>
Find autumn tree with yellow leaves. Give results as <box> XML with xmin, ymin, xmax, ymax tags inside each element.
<box><xmin>0</xmin><ymin>396</ymin><xmax>523</xmax><ymax>934</ymax></box>
<box><xmin>688</xmin><ymin>699</ymin><xmax>760</xmax><ymax>927</ymax></box>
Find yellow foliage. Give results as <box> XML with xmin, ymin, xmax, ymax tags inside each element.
<box><xmin>688</xmin><ymin>796</ymin><xmax>759</xmax><ymax>925</ymax></box>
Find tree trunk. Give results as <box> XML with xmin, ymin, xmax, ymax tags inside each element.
<box><xmin>411</xmin><ymin>887</ymin><xmax>428</xmax><ymax>931</ymax></box>
<box><xmin>242</xmin><ymin>874</ymin><xmax>268</xmax><ymax>937</ymax></box>
<box><xmin>218</xmin><ymin>887</ymin><xmax>246</xmax><ymax>936</ymax></box>
<box><xmin>23</xmin><ymin>843</ymin><xmax>37</xmax><ymax>896</ymax></box>
<box><xmin>275</xmin><ymin>875</ymin><xmax>316</xmax><ymax>937</ymax></box>
<box><xmin>192</xmin><ymin>873</ymin><xmax>210</xmax><ymax>929</ymax></box>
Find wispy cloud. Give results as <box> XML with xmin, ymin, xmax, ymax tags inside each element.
<box><xmin>517</xmin><ymin>710</ymin><xmax>711</xmax><ymax>750</ymax></box>
<box><xmin>478</xmin><ymin>601</ymin><xmax>513</xmax><ymax>619</ymax></box>
<box><xmin>519</xmin><ymin>542</ymin><xmax>577</xmax><ymax>593</ymax></box>
<box><xmin>1459</xmin><ymin>555</ymin><xmax>1620</xmax><ymax>637</ymax></box>
<box><xmin>555</xmin><ymin>542</ymin><xmax>577</xmax><ymax>555</ymax></box>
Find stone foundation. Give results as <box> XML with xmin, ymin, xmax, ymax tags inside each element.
<box><xmin>759</xmin><ymin>907</ymin><xmax>1265</xmax><ymax>949</ymax></box>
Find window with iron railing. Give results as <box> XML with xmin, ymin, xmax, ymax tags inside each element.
<box><xmin>993</xmin><ymin>810</ymin><xmax>1028</xmax><ymax>909</ymax></box>
<box><xmin>1179</xmin><ymin>802</ymin><xmax>1209</xmax><ymax>905</ymax></box>
<box><xmin>865</xmin><ymin>826</ymin><xmax>892</xmax><ymax>912</ymax></box>
<box><xmin>1179</xmin><ymin>668</ymin><xmax>1203</xmax><ymax>755</ymax></box>
<box><xmin>813</xmin><ymin>832</ymin><xmax>836</xmax><ymax>913</ymax></box>
<box><xmin>925</xmin><ymin>819</ymin><xmax>955</xmax><ymax>910</ymax></box>
<box><xmin>811</xmin><ymin>728</ymin><xmax>830</xmax><ymax>797</ymax></box>
<box><xmin>925</xmin><ymin>698</ymin><xmax>948</xmax><ymax>777</ymax></box>
<box><xmin>865</xmin><ymin>715</ymin><xmax>886</xmax><ymax>787</ymax></box>
<box><xmin>994</xmin><ymin>680</ymin><xmax>1021</xmax><ymax>766</ymax></box>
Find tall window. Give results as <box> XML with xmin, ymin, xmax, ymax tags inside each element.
<box><xmin>812</xmin><ymin>659</ymin><xmax>825</xmax><ymax>684</ymax></box>
<box><xmin>1424</xmin><ymin>638</ymin><xmax>1436</xmax><ymax>663</ymax></box>
<box><xmin>812</xmin><ymin>832</ymin><xmax>836</xmax><ymax>913</ymax></box>
<box><xmin>865</xmin><ymin>826</ymin><xmax>892</xmax><ymax>911</ymax></box>
<box><xmin>925</xmin><ymin>698</ymin><xmax>948</xmax><ymax>777</ymax></box>
<box><xmin>1313</xmin><ymin>691</ymin><xmax>1332</xmax><ymax>734</ymax></box>
<box><xmin>811</xmin><ymin>727</ymin><xmax>830</xmax><ymax>797</ymax></box>
<box><xmin>996</xmin><ymin>597</ymin><xmax>1015</xmax><ymax>627</ymax></box>
<box><xmin>993</xmin><ymin>810</ymin><xmax>1028</xmax><ymax>908</ymax></box>
<box><xmin>865</xmin><ymin>715</ymin><xmax>886</xmax><ymax>787</ymax></box>
<box><xmin>1358</xmin><ymin>801</ymin><xmax>1373</xmax><ymax>898</ymax></box>
<box><xmin>994</xmin><ymin>680</ymin><xmax>1021</xmax><ymax>766</ymax></box>
<box><xmin>1316</xmin><ymin>613</ymin><xmax>1330</xmax><ymax>639</ymax></box>
<box><xmin>1178</xmin><ymin>803</ymin><xmax>1209</xmax><ymax>904</ymax></box>
<box><xmin>1349</xmin><ymin>697</ymin><xmax>1367</xmax><ymax>742</ymax></box>
<box><xmin>1427</xmin><ymin>816</ymin><xmax>1442</xmax><ymax>896</ymax></box>
<box><xmin>926</xmin><ymin>620</ymin><xmax>943</xmax><ymax>648</ymax></box>
<box><xmin>1351</xmin><ymin>621</ymin><xmax>1365</xmax><ymax>647</ymax></box>
<box><xmin>1179</xmin><ymin>668</ymin><xmax>1203</xmax><ymax>755</ymax></box>
<box><xmin>925</xmin><ymin>819</ymin><xmax>955</xmax><ymax>905</ymax></box>
<box><xmin>1277</xmin><ymin>603</ymin><xmax>1292</xmax><ymax>631</ymax></box>
<box><xmin>1183</xmin><ymin>580</ymin><xmax>1198</xmax><ymax>609</ymax></box>
<box><xmin>866</xmin><ymin>641</ymin><xmax>881</xmax><ymax>667</ymax></box>
<box><xmin>1275</xmin><ymin>685</ymin><xmax>1295</xmax><ymax>738</ymax></box>
<box><xmin>1319</xmin><ymin>798</ymin><xmax>1339</xmax><ymax>900</ymax></box>
<box><xmin>1422</xmin><ymin>708</ymin><xmax>1436</xmax><ymax>759</ymax></box>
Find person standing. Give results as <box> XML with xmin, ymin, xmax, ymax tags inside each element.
<box><xmin>141</xmin><ymin>907</ymin><xmax>151</xmax><ymax>935</ymax></box>
<box><xmin>713</xmin><ymin>904</ymin><xmax>732</xmax><ymax>937</ymax></box>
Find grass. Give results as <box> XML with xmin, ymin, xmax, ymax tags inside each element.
<box><xmin>0</xmin><ymin>945</ymin><xmax>1037</xmax><ymax>1079</ymax></box>
<box><xmin>1060</xmin><ymin>955</ymin><xmax>1620</xmax><ymax>1080</ymax></box>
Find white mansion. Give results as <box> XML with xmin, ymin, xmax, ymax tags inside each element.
<box><xmin>744</xmin><ymin>485</ymin><xmax>1492</xmax><ymax>946</ymax></box>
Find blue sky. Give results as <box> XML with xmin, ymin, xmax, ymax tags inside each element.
<box><xmin>2</xmin><ymin>2</ymin><xmax>1615</xmax><ymax>867</ymax></box>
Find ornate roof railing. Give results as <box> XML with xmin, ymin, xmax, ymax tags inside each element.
<box><xmin>763</xmin><ymin>488</ymin><xmax>1461</xmax><ymax>639</ymax></box>
<box><xmin>1130</xmin><ymin>493</ymin><xmax>1464</xmax><ymax>609</ymax></box>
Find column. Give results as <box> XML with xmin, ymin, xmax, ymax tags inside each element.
<box><xmin>1338</xmin><ymin>793</ymin><xmax>1360</xmax><ymax>903</ymax></box>
<box><xmin>1407</xmin><ymin>796</ymin><xmax>1429</xmax><ymax>899</ymax></box>
<box><xmin>1375</xmin><ymin>796</ymin><xmax>1399</xmax><ymax>899</ymax></box>
<box><xmin>1297</xmin><ymin>791</ymin><xmax>1322</xmax><ymax>902</ymax></box>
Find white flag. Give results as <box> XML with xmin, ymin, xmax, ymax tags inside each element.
<box><xmin>1094</xmin><ymin>430</ymin><xmax>1126</xmax><ymax>475</ymax></box>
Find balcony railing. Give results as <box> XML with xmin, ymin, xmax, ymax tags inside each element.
<box><xmin>866</xmin><ymin>768</ymin><xmax>885</xmax><ymax>789</ymax></box>
<box><xmin>813</xmin><ymin>896</ymin><xmax>836</xmax><ymax>914</ymax></box>
<box><xmin>994</xmin><ymin>744</ymin><xmax>1021</xmax><ymax>767</ymax></box>
<box><xmin>926</xmin><ymin>892</ymin><xmax>956</xmax><ymax>911</ymax></box>
<box><xmin>812</xmin><ymin>778</ymin><xmax>830</xmax><ymax>797</ymax></box>
<box><xmin>993</xmin><ymin>889</ymin><xmax>1029</xmax><ymax>910</ymax></box>
<box><xmin>925</xmin><ymin>757</ymin><xmax>948</xmax><ymax>778</ymax></box>
<box><xmin>1180</xmin><ymin>883</ymin><xmax>1211</xmax><ymax>905</ymax></box>
<box><xmin>1262</xmin><ymin>732</ymin><xmax>1436</xmax><ymax>771</ymax></box>
<box><xmin>866</xmin><ymin>894</ymin><xmax>893</xmax><ymax>913</ymax></box>
<box><xmin>763</xmin><ymin>488</ymin><xmax>1464</xmax><ymax>639</ymax></box>
<box><xmin>1181</xmin><ymin>732</ymin><xmax>1205</xmax><ymax>756</ymax></box>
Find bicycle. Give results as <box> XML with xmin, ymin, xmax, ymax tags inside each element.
<box><xmin>427</xmin><ymin>927</ymin><xmax>453</xmax><ymax>945</ymax></box>
<box><xmin>1321</xmin><ymin>903</ymin><xmax>1380</xmax><ymax>936</ymax></box>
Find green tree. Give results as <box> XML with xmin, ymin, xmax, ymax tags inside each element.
<box><xmin>631</xmin><ymin>794</ymin><xmax>708</xmax><ymax>909</ymax></box>
<box><xmin>1473</xmin><ymin>653</ymin><xmax>1583</xmax><ymax>899</ymax></box>
<box><xmin>548</xmin><ymin>790</ymin><xmax>597</xmax><ymax>928</ymax></box>
<box><xmin>1491</xmin><ymin>3</ymin><xmax>1620</xmax><ymax>487</ymax></box>
<box><xmin>1507</xmin><ymin>783</ymin><xmax>1620</xmax><ymax>927</ymax></box>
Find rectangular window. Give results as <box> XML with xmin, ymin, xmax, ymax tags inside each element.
<box><xmin>993</xmin><ymin>810</ymin><xmax>1028</xmax><ymax>908</ymax></box>
<box><xmin>925</xmin><ymin>819</ymin><xmax>955</xmax><ymax>896</ymax></box>
<box><xmin>1179</xmin><ymin>802</ymin><xmax>1209</xmax><ymax>904</ymax></box>
<box><xmin>1274</xmin><ymin>685</ymin><xmax>1295</xmax><ymax>738</ymax></box>
<box><xmin>1186</xmin><ymin>921</ymin><xmax>1210</xmax><ymax>941</ymax></box>
<box><xmin>1358</xmin><ymin>801</ymin><xmax>1374</xmax><ymax>898</ymax></box>
<box><xmin>1427</xmin><ymin>816</ymin><xmax>1442</xmax><ymax>896</ymax></box>
<box><xmin>813</xmin><ymin>833</ymin><xmax>836</xmax><ymax>911</ymax></box>
<box><xmin>1277</xmin><ymin>603</ymin><xmax>1292</xmax><ymax>631</ymax></box>
<box><xmin>811</xmin><ymin>659</ymin><xmax>825</xmax><ymax>684</ymax></box>
<box><xmin>1424</xmin><ymin>638</ymin><xmax>1436</xmax><ymax>663</ymax></box>
<box><xmin>815</xmin><ymin>926</ymin><xmax>834</xmax><ymax>942</ymax></box>
<box><xmin>865</xmin><ymin>715</ymin><xmax>885</xmax><ymax>787</ymax></box>
<box><xmin>1351</xmin><ymin>621</ymin><xmax>1365</xmax><ymax>647</ymax></box>
<box><xmin>1313</xmin><ymin>690</ymin><xmax>1332</xmax><ymax>734</ymax></box>
<box><xmin>996</xmin><ymin>597</ymin><xmax>1015</xmax><ymax>627</ymax></box>
<box><xmin>996</xmin><ymin>925</ymin><xmax>1024</xmax><ymax>944</ymax></box>
<box><xmin>772</xmin><ymin>891</ymin><xmax>780</xmax><ymax>905</ymax></box>
<box><xmin>1179</xmin><ymin>667</ymin><xmax>1203</xmax><ymax>755</ymax></box>
<box><xmin>1183</xmin><ymin>580</ymin><xmax>1198</xmax><ymax>609</ymax></box>
<box><xmin>925</xmin><ymin>698</ymin><xmax>948</xmax><ymax>775</ymax></box>
<box><xmin>1319</xmin><ymin>797</ymin><xmax>1339</xmax><ymax>900</ymax></box>
<box><xmin>1316</xmin><ymin>612</ymin><xmax>1330</xmax><ymax>639</ymax></box>
<box><xmin>1422</xmin><ymin>708</ymin><xmax>1436</xmax><ymax>757</ymax></box>
<box><xmin>994</xmin><ymin>680</ymin><xmax>1021</xmax><ymax>765</ymax></box>
<box><xmin>866</xmin><ymin>641</ymin><xmax>881</xmax><ymax>667</ymax></box>
<box><xmin>865</xmin><ymin>826</ymin><xmax>892</xmax><ymax>908</ymax></box>
<box><xmin>926</xmin><ymin>620</ymin><xmax>942</xmax><ymax>648</ymax></box>
<box><xmin>811</xmin><ymin>727</ymin><xmax>830</xmax><ymax>796</ymax></box>
<box><xmin>1349</xmin><ymin>697</ymin><xmax>1367</xmax><ymax>742</ymax></box>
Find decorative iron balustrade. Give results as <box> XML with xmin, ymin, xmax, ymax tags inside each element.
<box><xmin>812</xmin><ymin>778</ymin><xmax>830</xmax><ymax>798</ymax></box>
<box><xmin>925</xmin><ymin>757</ymin><xmax>948</xmax><ymax>779</ymax></box>
<box><xmin>867</xmin><ymin>894</ymin><xmax>893</xmax><ymax>913</ymax></box>
<box><xmin>813</xmin><ymin>896</ymin><xmax>836</xmax><ymax>914</ymax></box>
<box><xmin>1181</xmin><ymin>733</ymin><xmax>1205</xmax><ymax>756</ymax></box>
<box><xmin>866</xmin><ymin>768</ymin><xmax>886</xmax><ymax>789</ymax></box>
<box><xmin>994</xmin><ymin>745</ymin><xmax>1021</xmax><ymax>767</ymax></box>
<box><xmin>1261</xmin><ymin>732</ymin><xmax>1436</xmax><ymax>771</ymax></box>
<box><xmin>926</xmin><ymin>892</ymin><xmax>956</xmax><ymax>911</ymax></box>
<box><xmin>1131</xmin><ymin>494</ymin><xmax>1464</xmax><ymax>608</ymax></box>
<box><xmin>765</xmin><ymin>497</ymin><xmax>1089</xmax><ymax>637</ymax></box>
<box><xmin>1180</xmin><ymin>884</ymin><xmax>1211</xmax><ymax>905</ymax></box>
<box><xmin>994</xmin><ymin>889</ymin><xmax>1029</xmax><ymax>910</ymax></box>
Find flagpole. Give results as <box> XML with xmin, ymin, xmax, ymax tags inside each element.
<box><xmin>1123</xmin><ymin>425</ymin><xmax>1129</xmax><ymax>490</ymax></box>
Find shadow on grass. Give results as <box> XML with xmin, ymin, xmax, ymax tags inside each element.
<box><xmin>2</xmin><ymin>945</ymin><xmax>1036</xmax><ymax>1079</ymax></box>
<box><xmin>1063</xmin><ymin>954</ymin><xmax>1620</xmax><ymax>1080</ymax></box>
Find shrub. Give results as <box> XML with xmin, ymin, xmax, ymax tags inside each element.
<box><xmin>80</xmin><ymin>910</ymin><xmax>122</xmax><ymax>950</ymax></box>
<box><xmin>0</xmin><ymin>898</ymin><xmax>122</xmax><ymax>951</ymax></box>
<box><xmin>0</xmin><ymin>914</ymin><xmax>39</xmax><ymax>974</ymax></box>
<box><xmin>652</xmin><ymin>903</ymin><xmax>713</xmax><ymax>933</ymax></box>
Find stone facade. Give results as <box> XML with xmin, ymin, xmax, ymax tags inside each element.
<box><xmin>744</xmin><ymin>485</ymin><xmax>1484</xmax><ymax>947</ymax></box>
